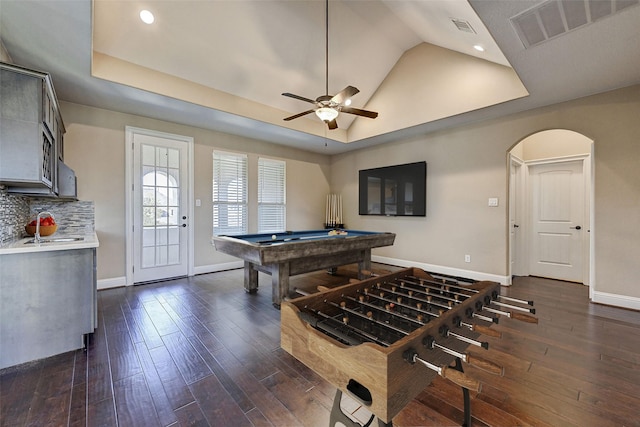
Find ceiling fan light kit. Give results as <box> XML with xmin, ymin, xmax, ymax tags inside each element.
<box><xmin>315</xmin><ymin>107</ymin><xmax>339</xmax><ymax>122</ymax></box>
<box><xmin>282</xmin><ymin>0</ymin><xmax>378</xmax><ymax>130</ymax></box>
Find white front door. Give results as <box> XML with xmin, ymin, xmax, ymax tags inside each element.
<box><xmin>529</xmin><ymin>160</ymin><xmax>585</xmax><ymax>282</ymax></box>
<box><xmin>130</xmin><ymin>129</ymin><xmax>191</xmax><ymax>283</ymax></box>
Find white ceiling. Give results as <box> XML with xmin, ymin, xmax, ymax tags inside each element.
<box><xmin>90</xmin><ymin>0</ymin><xmax>529</xmax><ymax>144</ymax></box>
<box><xmin>2</xmin><ymin>0</ymin><xmax>640</xmax><ymax>155</ymax></box>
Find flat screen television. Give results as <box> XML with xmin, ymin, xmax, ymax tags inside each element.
<box><xmin>359</xmin><ymin>161</ymin><xmax>426</xmax><ymax>217</ymax></box>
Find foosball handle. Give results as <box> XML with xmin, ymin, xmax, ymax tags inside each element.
<box><xmin>441</xmin><ymin>366</ymin><xmax>482</xmax><ymax>393</ymax></box>
<box><xmin>466</xmin><ymin>354</ymin><xmax>504</xmax><ymax>376</ymax></box>
<box><xmin>473</xmin><ymin>324</ymin><xmax>502</xmax><ymax>338</ymax></box>
<box><xmin>510</xmin><ymin>311</ymin><xmax>539</xmax><ymax>324</ymax></box>
<box><xmin>403</xmin><ymin>349</ymin><xmax>482</xmax><ymax>393</ymax></box>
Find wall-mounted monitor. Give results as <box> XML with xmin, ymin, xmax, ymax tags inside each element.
<box><xmin>359</xmin><ymin>161</ymin><xmax>426</xmax><ymax>217</ymax></box>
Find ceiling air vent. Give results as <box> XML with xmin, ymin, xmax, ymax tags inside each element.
<box><xmin>451</xmin><ymin>18</ymin><xmax>476</xmax><ymax>34</ymax></box>
<box><xmin>511</xmin><ymin>0</ymin><xmax>640</xmax><ymax>48</ymax></box>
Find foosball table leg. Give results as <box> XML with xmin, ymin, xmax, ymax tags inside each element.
<box><xmin>329</xmin><ymin>389</ymin><xmax>392</xmax><ymax>427</ymax></box>
<box><xmin>453</xmin><ymin>357</ymin><xmax>472</xmax><ymax>427</ymax></box>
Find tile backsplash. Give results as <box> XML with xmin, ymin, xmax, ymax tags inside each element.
<box><xmin>0</xmin><ymin>187</ymin><xmax>30</xmax><ymax>244</ymax></box>
<box><xmin>0</xmin><ymin>186</ymin><xmax>94</xmax><ymax>244</ymax></box>
<box><xmin>29</xmin><ymin>199</ymin><xmax>95</xmax><ymax>235</ymax></box>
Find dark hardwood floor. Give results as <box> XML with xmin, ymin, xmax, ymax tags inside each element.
<box><xmin>1</xmin><ymin>265</ymin><xmax>639</xmax><ymax>427</ymax></box>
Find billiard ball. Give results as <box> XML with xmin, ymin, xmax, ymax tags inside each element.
<box><xmin>272</xmin><ymin>234</ymin><xmax>277</xmax><ymax>240</ymax></box>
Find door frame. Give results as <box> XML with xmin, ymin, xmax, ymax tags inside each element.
<box><xmin>125</xmin><ymin>126</ymin><xmax>195</xmax><ymax>286</ymax></box>
<box><xmin>527</xmin><ymin>155</ymin><xmax>590</xmax><ymax>284</ymax></box>
<box><xmin>508</xmin><ymin>154</ymin><xmax>526</xmax><ymax>279</ymax></box>
<box><xmin>508</xmin><ymin>152</ymin><xmax>593</xmax><ymax>287</ymax></box>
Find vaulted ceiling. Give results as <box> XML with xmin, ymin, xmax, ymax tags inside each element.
<box><xmin>2</xmin><ymin>0</ymin><xmax>640</xmax><ymax>154</ymax></box>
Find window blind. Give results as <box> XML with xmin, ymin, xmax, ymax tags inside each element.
<box><xmin>213</xmin><ymin>151</ymin><xmax>248</xmax><ymax>235</ymax></box>
<box><xmin>258</xmin><ymin>157</ymin><xmax>286</xmax><ymax>233</ymax></box>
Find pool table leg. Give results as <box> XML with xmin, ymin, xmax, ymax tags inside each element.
<box><xmin>244</xmin><ymin>261</ymin><xmax>258</xmax><ymax>294</ymax></box>
<box><xmin>357</xmin><ymin>249</ymin><xmax>372</xmax><ymax>280</ymax></box>
<box><xmin>272</xmin><ymin>263</ymin><xmax>290</xmax><ymax>309</ymax></box>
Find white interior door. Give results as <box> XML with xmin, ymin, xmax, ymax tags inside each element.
<box><xmin>131</xmin><ymin>130</ymin><xmax>191</xmax><ymax>283</ymax></box>
<box><xmin>529</xmin><ymin>160</ymin><xmax>585</xmax><ymax>282</ymax></box>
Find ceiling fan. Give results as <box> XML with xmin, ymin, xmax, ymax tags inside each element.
<box><xmin>282</xmin><ymin>0</ymin><xmax>378</xmax><ymax>130</ymax></box>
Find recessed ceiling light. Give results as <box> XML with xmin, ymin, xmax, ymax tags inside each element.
<box><xmin>473</xmin><ymin>44</ymin><xmax>485</xmax><ymax>52</ymax></box>
<box><xmin>140</xmin><ymin>10</ymin><xmax>155</xmax><ymax>24</ymax></box>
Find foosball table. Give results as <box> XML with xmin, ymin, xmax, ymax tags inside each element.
<box><xmin>280</xmin><ymin>267</ymin><xmax>537</xmax><ymax>426</ymax></box>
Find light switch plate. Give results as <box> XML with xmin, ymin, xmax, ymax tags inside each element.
<box><xmin>488</xmin><ymin>197</ymin><xmax>499</xmax><ymax>207</ymax></box>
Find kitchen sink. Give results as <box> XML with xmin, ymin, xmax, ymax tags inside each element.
<box><xmin>24</xmin><ymin>237</ymin><xmax>85</xmax><ymax>244</ymax></box>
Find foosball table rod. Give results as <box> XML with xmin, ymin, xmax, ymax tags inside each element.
<box><xmin>397</xmin><ymin>277</ymin><xmax>538</xmax><ymax>323</ymax></box>
<box><xmin>480</xmin><ymin>304</ymin><xmax>539</xmax><ymax>323</ymax></box>
<box><xmin>410</xmin><ymin>275</ymin><xmax>537</xmax><ymax>314</ymax></box>
<box><xmin>453</xmin><ymin>315</ymin><xmax>503</xmax><ymax>338</ymax></box>
<box><xmin>422</xmin><ymin>335</ymin><xmax>504</xmax><ymax>376</ymax></box>
<box><xmin>497</xmin><ymin>294</ymin><xmax>534</xmax><ymax>306</ymax></box>
<box><xmin>403</xmin><ymin>349</ymin><xmax>479</xmax><ymax>427</ymax></box>
<box><xmin>402</xmin><ymin>348</ymin><xmax>482</xmax><ymax>393</ymax></box>
<box><xmin>439</xmin><ymin>324</ymin><xmax>489</xmax><ymax>349</ymax></box>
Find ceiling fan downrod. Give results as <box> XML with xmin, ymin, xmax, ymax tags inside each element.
<box><xmin>324</xmin><ymin>0</ymin><xmax>329</xmax><ymax>97</ymax></box>
<box><xmin>281</xmin><ymin>0</ymin><xmax>378</xmax><ymax>129</ymax></box>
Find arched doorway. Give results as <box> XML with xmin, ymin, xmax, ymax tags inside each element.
<box><xmin>508</xmin><ymin>129</ymin><xmax>594</xmax><ymax>288</ymax></box>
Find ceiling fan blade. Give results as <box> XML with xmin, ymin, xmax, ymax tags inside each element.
<box><xmin>283</xmin><ymin>110</ymin><xmax>316</xmax><ymax>121</ymax></box>
<box><xmin>340</xmin><ymin>107</ymin><xmax>378</xmax><ymax>119</ymax></box>
<box><xmin>331</xmin><ymin>86</ymin><xmax>359</xmax><ymax>105</ymax></box>
<box><xmin>282</xmin><ymin>92</ymin><xmax>317</xmax><ymax>105</ymax></box>
<box><xmin>327</xmin><ymin>119</ymin><xmax>338</xmax><ymax>130</ymax></box>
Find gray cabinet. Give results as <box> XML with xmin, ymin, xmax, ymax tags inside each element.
<box><xmin>0</xmin><ymin>62</ymin><xmax>69</xmax><ymax>196</ymax></box>
<box><xmin>0</xmin><ymin>248</ymin><xmax>97</xmax><ymax>369</ymax></box>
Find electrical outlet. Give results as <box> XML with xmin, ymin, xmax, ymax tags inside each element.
<box><xmin>465</xmin><ymin>254</ymin><xmax>471</xmax><ymax>263</ymax></box>
<box><xmin>488</xmin><ymin>197</ymin><xmax>499</xmax><ymax>207</ymax></box>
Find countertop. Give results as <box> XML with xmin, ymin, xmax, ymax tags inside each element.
<box><xmin>0</xmin><ymin>232</ymin><xmax>99</xmax><ymax>255</ymax></box>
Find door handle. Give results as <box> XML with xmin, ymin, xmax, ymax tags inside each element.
<box><xmin>570</xmin><ymin>225</ymin><xmax>581</xmax><ymax>230</ymax></box>
<box><xmin>513</xmin><ymin>224</ymin><xmax>519</xmax><ymax>228</ymax></box>
<box><xmin>181</xmin><ymin>224</ymin><xmax>187</xmax><ymax>228</ymax></box>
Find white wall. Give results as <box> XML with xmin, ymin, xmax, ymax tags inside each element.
<box><xmin>332</xmin><ymin>126</ymin><xmax>508</xmax><ymax>278</ymax></box>
<box><xmin>351</xmin><ymin>42</ymin><xmax>528</xmax><ymax>141</ymax></box>
<box><xmin>520</xmin><ymin>129</ymin><xmax>592</xmax><ymax>160</ymax></box>
<box><xmin>332</xmin><ymin>85</ymin><xmax>640</xmax><ymax>305</ymax></box>
<box><xmin>59</xmin><ymin>84</ymin><xmax>640</xmax><ymax>309</ymax></box>
<box><xmin>60</xmin><ymin>102</ymin><xmax>332</xmax><ymax>282</ymax></box>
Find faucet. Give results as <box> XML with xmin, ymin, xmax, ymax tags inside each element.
<box><xmin>34</xmin><ymin>211</ymin><xmax>54</xmax><ymax>243</ymax></box>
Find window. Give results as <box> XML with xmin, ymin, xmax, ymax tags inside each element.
<box><xmin>258</xmin><ymin>157</ymin><xmax>286</xmax><ymax>232</ymax></box>
<box><xmin>213</xmin><ymin>151</ymin><xmax>247</xmax><ymax>235</ymax></box>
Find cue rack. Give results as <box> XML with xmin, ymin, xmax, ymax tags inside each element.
<box><xmin>280</xmin><ymin>267</ymin><xmax>537</xmax><ymax>426</ymax></box>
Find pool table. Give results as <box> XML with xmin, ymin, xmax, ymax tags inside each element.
<box><xmin>212</xmin><ymin>229</ymin><xmax>396</xmax><ymax>307</ymax></box>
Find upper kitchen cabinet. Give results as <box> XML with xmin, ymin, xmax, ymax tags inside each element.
<box><xmin>0</xmin><ymin>62</ymin><xmax>74</xmax><ymax>198</ymax></box>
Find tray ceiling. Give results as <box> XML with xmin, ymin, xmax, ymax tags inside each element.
<box><xmin>2</xmin><ymin>0</ymin><xmax>639</xmax><ymax>154</ymax></box>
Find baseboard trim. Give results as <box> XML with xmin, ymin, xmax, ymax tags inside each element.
<box><xmin>97</xmin><ymin>276</ymin><xmax>127</xmax><ymax>290</ymax></box>
<box><xmin>98</xmin><ymin>262</ymin><xmax>245</xmax><ymax>290</ymax></box>
<box><xmin>372</xmin><ymin>256</ymin><xmax>511</xmax><ymax>285</ymax></box>
<box><xmin>591</xmin><ymin>291</ymin><xmax>640</xmax><ymax>311</ymax></box>
<box><xmin>193</xmin><ymin>261</ymin><xmax>244</xmax><ymax>276</ymax></box>
<box><xmin>99</xmin><ymin>259</ymin><xmax>510</xmax><ymax>291</ymax></box>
